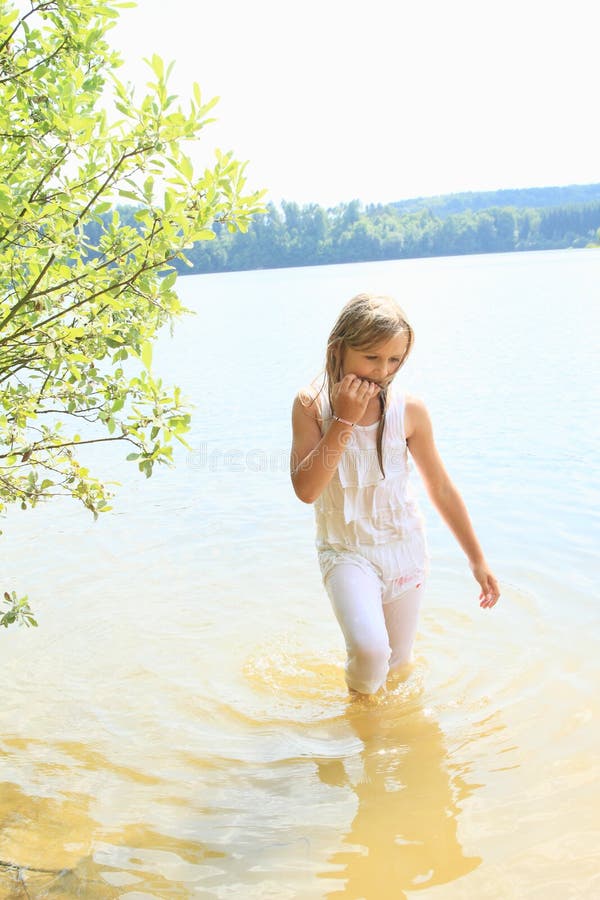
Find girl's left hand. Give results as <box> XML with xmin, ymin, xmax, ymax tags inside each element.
<box><xmin>470</xmin><ymin>561</ymin><xmax>500</xmax><ymax>609</ymax></box>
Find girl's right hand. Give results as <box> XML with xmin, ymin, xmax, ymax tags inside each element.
<box><xmin>331</xmin><ymin>374</ymin><xmax>380</xmax><ymax>424</ymax></box>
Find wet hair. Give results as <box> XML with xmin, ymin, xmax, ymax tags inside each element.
<box><xmin>324</xmin><ymin>293</ymin><xmax>414</xmax><ymax>477</ymax></box>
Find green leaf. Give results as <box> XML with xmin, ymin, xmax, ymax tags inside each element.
<box><xmin>180</xmin><ymin>155</ymin><xmax>193</xmax><ymax>181</ymax></box>
<box><xmin>160</xmin><ymin>271</ymin><xmax>177</xmax><ymax>292</ymax></box>
<box><xmin>141</xmin><ymin>341</ymin><xmax>153</xmax><ymax>370</ymax></box>
<box><xmin>150</xmin><ymin>54</ymin><xmax>164</xmax><ymax>78</ymax></box>
<box><xmin>143</xmin><ymin>176</ymin><xmax>154</xmax><ymax>201</ymax></box>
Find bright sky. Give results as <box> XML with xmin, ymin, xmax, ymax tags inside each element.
<box><xmin>110</xmin><ymin>0</ymin><xmax>600</xmax><ymax>207</ymax></box>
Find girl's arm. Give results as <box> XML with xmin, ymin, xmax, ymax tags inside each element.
<box><xmin>290</xmin><ymin>376</ymin><xmax>379</xmax><ymax>504</ymax></box>
<box><xmin>405</xmin><ymin>396</ymin><xmax>500</xmax><ymax>609</ymax></box>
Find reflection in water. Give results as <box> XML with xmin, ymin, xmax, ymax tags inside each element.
<box><xmin>0</xmin><ymin>780</ymin><xmax>115</xmax><ymax>898</ymax></box>
<box><xmin>0</xmin><ymin>777</ymin><xmax>229</xmax><ymax>898</ymax></box>
<box><xmin>319</xmin><ymin>682</ymin><xmax>481</xmax><ymax>898</ymax></box>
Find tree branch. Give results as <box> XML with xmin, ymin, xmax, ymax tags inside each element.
<box><xmin>0</xmin><ymin>434</ymin><xmax>137</xmax><ymax>460</ymax></box>
<box><xmin>0</xmin><ymin>143</ymin><xmax>156</xmax><ymax>332</ymax></box>
<box><xmin>0</xmin><ymin>39</ymin><xmax>68</xmax><ymax>86</ymax></box>
<box><xmin>2</xmin><ymin>255</ymin><xmax>170</xmax><ymax>349</ymax></box>
<box><xmin>0</xmin><ymin>1</ymin><xmax>58</xmax><ymax>55</ymax></box>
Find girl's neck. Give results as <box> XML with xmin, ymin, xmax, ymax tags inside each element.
<box><xmin>357</xmin><ymin>393</ymin><xmax>384</xmax><ymax>426</ymax></box>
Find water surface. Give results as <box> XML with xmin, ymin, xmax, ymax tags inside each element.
<box><xmin>1</xmin><ymin>249</ymin><xmax>599</xmax><ymax>898</ymax></box>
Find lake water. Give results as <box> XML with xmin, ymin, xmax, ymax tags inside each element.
<box><xmin>1</xmin><ymin>249</ymin><xmax>599</xmax><ymax>898</ymax></box>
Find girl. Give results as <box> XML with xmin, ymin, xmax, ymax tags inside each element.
<box><xmin>290</xmin><ymin>293</ymin><xmax>499</xmax><ymax>696</ymax></box>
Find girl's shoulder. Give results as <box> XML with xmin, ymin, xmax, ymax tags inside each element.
<box><xmin>403</xmin><ymin>393</ymin><xmax>431</xmax><ymax>440</ymax></box>
<box><xmin>293</xmin><ymin>380</ymin><xmax>326</xmax><ymax>421</ymax></box>
<box><xmin>292</xmin><ymin>385</ymin><xmax>327</xmax><ymax>439</ymax></box>
<box><xmin>386</xmin><ymin>383</ymin><xmax>420</xmax><ymax>414</ymax></box>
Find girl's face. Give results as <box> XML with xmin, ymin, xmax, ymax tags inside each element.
<box><xmin>341</xmin><ymin>332</ymin><xmax>409</xmax><ymax>388</ymax></box>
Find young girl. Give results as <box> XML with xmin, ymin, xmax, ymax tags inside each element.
<box><xmin>291</xmin><ymin>293</ymin><xmax>500</xmax><ymax>696</ymax></box>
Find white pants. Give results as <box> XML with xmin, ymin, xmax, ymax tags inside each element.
<box><xmin>324</xmin><ymin>561</ymin><xmax>424</xmax><ymax>695</ymax></box>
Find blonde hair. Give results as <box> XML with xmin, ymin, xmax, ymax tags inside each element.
<box><xmin>324</xmin><ymin>293</ymin><xmax>414</xmax><ymax>477</ymax></box>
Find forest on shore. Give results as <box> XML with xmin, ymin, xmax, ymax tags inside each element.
<box><xmin>108</xmin><ymin>183</ymin><xmax>600</xmax><ymax>274</ymax></box>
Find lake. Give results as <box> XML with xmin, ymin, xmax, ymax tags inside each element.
<box><xmin>1</xmin><ymin>248</ymin><xmax>599</xmax><ymax>898</ymax></box>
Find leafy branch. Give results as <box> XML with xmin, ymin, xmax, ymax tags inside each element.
<box><xmin>0</xmin><ymin>0</ymin><xmax>266</xmax><ymax>624</ymax></box>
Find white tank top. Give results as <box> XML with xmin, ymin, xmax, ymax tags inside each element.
<box><xmin>313</xmin><ymin>383</ymin><xmax>428</xmax><ymax>583</ymax></box>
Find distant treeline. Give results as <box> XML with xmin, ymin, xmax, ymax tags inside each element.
<box><xmin>105</xmin><ymin>183</ymin><xmax>600</xmax><ymax>274</ymax></box>
<box><xmin>388</xmin><ymin>182</ymin><xmax>600</xmax><ymax>217</ymax></box>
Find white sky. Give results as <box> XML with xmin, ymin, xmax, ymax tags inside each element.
<box><xmin>110</xmin><ymin>0</ymin><xmax>600</xmax><ymax>207</ymax></box>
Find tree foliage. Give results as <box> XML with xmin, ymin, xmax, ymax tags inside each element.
<box><xmin>0</xmin><ymin>0</ymin><xmax>264</xmax><ymax>624</ymax></box>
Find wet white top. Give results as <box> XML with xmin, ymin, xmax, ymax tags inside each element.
<box><xmin>313</xmin><ymin>383</ymin><xmax>428</xmax><ymax>586</ymax></box>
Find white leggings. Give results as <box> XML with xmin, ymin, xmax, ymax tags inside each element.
<box><xmin>325</xmin><ymin>561</ymin><xmax>424</xmax><ymax>695</ymax></box>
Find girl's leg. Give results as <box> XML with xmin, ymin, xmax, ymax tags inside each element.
<box><xmin>325</xmin><ymin>562</ymin><xmax>391</xmax><ymax>695</ymax></box>
<box><xmin>383</xmin><ymin>583</ymin><xmax>425</xmax><ymax>672</ymax></box>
